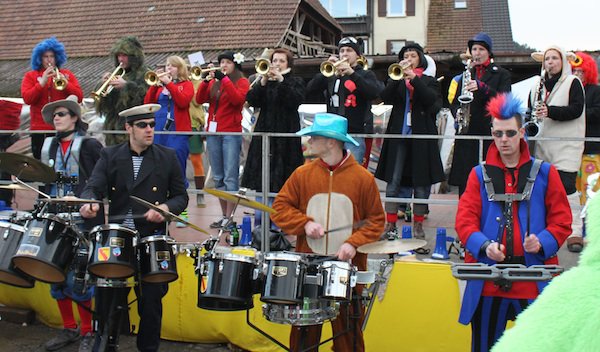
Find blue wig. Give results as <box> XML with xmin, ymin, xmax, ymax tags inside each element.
<box><xmin>30</xmin><ymin>37</ymin><xmax>67</xmax><ymax>70</ymax></box>
<box><xmin>486</xmin><ymin>92</ymin><xmax>526</xmax><ymax>123</ymax></box>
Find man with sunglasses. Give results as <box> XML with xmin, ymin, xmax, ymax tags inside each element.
<box><xmin>80</xmin><ymin>104</ymin><xmax>188</xmax><ymax>351</ymax></box>
<box><xmin>455</xmin><ymin>93</ymin><xmax>571</xmax><ymax>352</ymax></box>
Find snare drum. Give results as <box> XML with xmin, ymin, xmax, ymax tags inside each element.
<box><xmin>262</xmin><ymin>298</ymin><xmax>340</xmax><ymax>326</ymax></box>
<box><xmin>88</xmin><ymin>224</ymin><xmax>138</xmax><ymax>279</ymax></box>
<box><xmin>12</xmin><ymin>214</ymin><xmax>76</xmax><ymax>283</ymax></box>
<box><xmin>138</xmin><ymin>235</ymin><xmax>178</xmax><ymax>284</ymax></box>
<box><xmin>197</xmin><ymin>247</ymin><xmax>258</xmax><ymax>311</ymax></box>
<box><xmin>0</xmin><ymin>222</ymin><xmax>34</xmax><ymax>288</ymax></box>
<box><xmin>261</xmin><ymin>252</ymin><xmax>306</xmax><ymax>304</ymax></box>
<box><xmin>320</xmin><ymin>261</ymin><xmax>356</xmax><ymax>301</ymax></box>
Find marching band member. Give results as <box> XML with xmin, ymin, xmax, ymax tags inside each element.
<box><xmin>529</xmin><ymin>46</ymin><xmax>585</xmax><ymax>252</ymax></box>
<box><xmin>21</xmin><ymin>37</ymin><xmax>83</xmax><ymax>160</ymax></box>
<box><xmin>448</xmin><ymin>32</ymin><xmax>511</xmax><ymax>196</ymax></box>
<box><xmin>456</xmin><ymin>93</ymin><xmax>571</xmax><ymax>352</ymax></box>
<box><xmin>374</xmin><ymin>43</ymin><xmax>444</xmax><ymax>240</ymax></box>
<box><xmin>306</xmin><ymin>37</ymin><xmax>383</xmax><ymax>165</ymax></box>
<box><xmin>272</xmin><ymin>113</ymin><xmax>384</xmax><ymax>352</ymax></box>
<box><xmin>96</xmin><ymin>36</ymin><xmax>148</xmax><ymax>146</ymax></box>
<box><xmin>144</xmin><ymin>55</ymin><xmax>194</xmax><ymax>226</ymax></box>
<box><xmin>40</xmin><ymin>96</ymin><xmax>102</xmax><ymax>352</ymax></box>
<box><xmin>571</xmin><ymin>52</ymin><xmax>600</xmax><ymax>206</ymax></box>
<box><xmin>242</xmin><ymin>48</ymin><xmax>305</xmax><ymax>225</ymax></box>
<box><xmin>188</xmin><ymin>78</ymin><xmax>208</xmax><ymax>207</ymax></box>
<box><xmin>195</xmin><ymin>51</ymin><xmax>250</xmax><ymax>228</ymax></box>
<box><xmin>80</xmin><ymin>104</ymin><xmax>188</xmax><ymax>352</ymax></box>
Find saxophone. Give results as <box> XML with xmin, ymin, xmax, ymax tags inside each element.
<box><xmin>523</xmin><ymin>69</ymin><xmax>546</xmax><ymax>137</ymax></box>
<box><xmin>455</xmin><ymin>59</ymin><xmax>473</xmax><ymax>135</ymax></box>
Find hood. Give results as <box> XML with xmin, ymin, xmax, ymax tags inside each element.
<box><xmin>543</xmin><ymin>45</ymin><xmax>572</xmax><ymax>83</ymax></box>
<box><xmin>110</xmin><ymin>36</ymin><xmax>145</xmax><ymax>72</ymax></box>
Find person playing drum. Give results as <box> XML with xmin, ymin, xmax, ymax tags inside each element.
<box><xmin>271</xmin><ymin>113</ymin><xmax>384</xmax><ymax>352</ymax></box>
<box><xmin>40</xmin><ymin>95</ymin><xmax>103</xmax><ymax>352</ymax></box>
<box><xmin>79</xmin><ymin>104</ymin><xmax>188</xmax><ymax>351</ymax></box>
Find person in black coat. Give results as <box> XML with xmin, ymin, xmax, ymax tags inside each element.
<box><xmin>448</xmin><ymin>32</ymin><xmax>511</xmax><ymax>196</ymax></box>
<box><xmin>306</xmin><ymin>37</ymin><xmax>383</xmax><ymax>164</ymax></box>
<box><xmin>242</xmin><ymin>48</ymin><xmax>305</xmax><ymax>225</ymax></box>
<box><xmin>80</xmin><ymin>104</ymin><xmax>188</xmax><ymax>352</ymax></box>
<box><xmin>374</xmin><ymin>43</ymin><xmax>444</xmax><ymax>239</ymax></box>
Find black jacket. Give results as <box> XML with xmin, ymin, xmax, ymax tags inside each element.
<box><xmin>306</xmin><ymin>65</ymin><xmax>384</xmax><ymax>133</ymax></box>
<box><xmin>81</xmin><ymin>143</ymin><xmax>188</xmax><ymax>237</ymax></box>
<box><xmin>584</xmin><ymin>84</ymin><xmax>600</xmax><ymax>153</ymax></box>
<box><xmin>375</xmin><ymin>75</ymin><xmax>445</xmax><ymax>187</ymax></box>
<box><xmin>242</xmin><ymin>73</ymin><xmax>305</xmax><ymax>192</ymax></box>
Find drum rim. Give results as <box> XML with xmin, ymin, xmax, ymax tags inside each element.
<box><xmin>222</xmin><ymin>252</ymin><xmax>256</xmax><ymax>263</ymax></box>
<box><xmin>90</xmin><ymin>224</ymin><xmax>139</xmax><ymax>236</ymax></box>
<box><xmin>0</xmin><ymin>222</ymin><xmax>25</xmax><ymax>233</ymax></box>
<box><xmin>264</xmin><ymin>252</ymin><xmax>304</xmax><ymax>262</ymax></box>
<box><xmin>34</xmin><ymin>213</ymin><xmax>70</xmax><ymax>226</ymax></box>
<box><xmin>321</xmin><ymin>260</ymin><xmax>353</xmax><ymax>271</ymax></box>
<box><xmin>139</xmin><ymin>235</ymin><xmax>176</xmax><ymax>244</ymax></box>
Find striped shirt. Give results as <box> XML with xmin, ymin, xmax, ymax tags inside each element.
<box><xmin>122</xmin><ymin>155</ymin><xmax>144</xmax><ymax>229</ymax></box>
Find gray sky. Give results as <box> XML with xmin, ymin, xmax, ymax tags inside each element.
<box><xmin>508</xmin><ymin>0</ymin><xmax>598</xmax><ymax>51</ymax></box>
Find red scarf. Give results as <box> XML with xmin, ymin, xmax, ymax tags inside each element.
<box><xmin>475</xmin><ymin>58</ymin><xmax>491</xmax><ymax>80</ymax></box>
<box><xmin>404</xmin><ymin>67</ymin><xmax>425</xmax><ymax>99</ymax></box>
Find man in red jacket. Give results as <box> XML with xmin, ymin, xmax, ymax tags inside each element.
<box><xmin>21</xmin><ymin>37</ymin><xmax>83</xmax><ymax>159</ymax></box>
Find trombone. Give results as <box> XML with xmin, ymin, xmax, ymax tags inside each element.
<box><xmin>91</xmin><ymin>64</ymin><xmax>125</xmax><ymax>102</ymax></box>
<box><xmin>387</xmin><ymin>61</ymin><xmax>412</xmax><ymax>80</ymax></box>
<box><xmin>51</xmin><ymin>65</ymin><xmax>67</xmax><ymax>91</ymax></box>
<box><xmin>190</xmin><ymin>66</ymin><xmax>221</xmax><ymax>81</ymax></box>
<box><xmin>320</xmin><ymin>58</ymin><xmax>348</xmax><ymax>77</ymax></box>
<box><xmin>144</xmin><ymin>70</ymin><xmax>171</xmax><ymax>86</ymax></box>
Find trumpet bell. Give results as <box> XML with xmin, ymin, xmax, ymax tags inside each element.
<box><xmin>320</xmin><ymin>61</ymin><xmax>335</xmax><ymax>78</ymax></box>
<box><xmin>255</xmin><ymin>59</ymin><xmax>270</xmax><ymax>75</ymax></box>
<box><xmin>190</xmin><ymin>66</ymin><xmax>203</xmax><ymax>81</ymax></box>
<box><xmin>357</xmin><ymin>57</ymin><xmax>368</xmax><ymax>70</ymax></box>
<box><xmin>144</xmin><ymin>71</ymin><xmax>160</xmax><ymax>86</ymax></box>
<box><xmin>54</xmin><ymin>77</ymin><xmax>67</xmax><ymax>91</ymax></box>
<box><xmin>388</xmin><ymin>63</ymin><xmax>404</xmax><ymax>81</ymax></box>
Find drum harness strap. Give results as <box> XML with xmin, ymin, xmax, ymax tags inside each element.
<box><xmin>480</xmin><ymin>159</ymin><xmax>542</xmax><ymax>291</ymax></box>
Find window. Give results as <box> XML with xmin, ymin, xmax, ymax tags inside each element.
<box><xmin>455</xmin><ymin>1</ymin><xmax>467</xmax><ymax>9</ymax></box>
<box><xmin>387</xmin><ymin>0</ymin><xmax>405</xmax><ymax>16</ymax></box>
<box><xmin>388</xmin><ymin>40</ymin><xmax>406</xmax><ymax>55</ymax></box>
<box><xmin>320</xmin><ymin>0</ymin><xmax>367</xmax><ymax>17</ymax></box>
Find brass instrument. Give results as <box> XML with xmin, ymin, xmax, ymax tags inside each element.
<box><xmin>387</xmin><ymin>61</ymin><xmax>412</xmax><ymax>81</ymax></box>
<box><xmin>190</xmin><ymin>66</ymin><xmax>221</xmax><ymax>81</ymax></box>
<box><xmin>144</xmin><ymin>70</ymin><xmax>171</xmax><ymax>86</ymax></box>
<box><xmin>320</xmin><ymin>58</ymin><xmax>348</xmax><ymax>78</ymax></box>
<box><xmin>455</xmin><ymin>58</ymin><xmax>474</xmax><ymax>135</ymax></box>
<box><xmin>255</xmin><ymin>58</ymin><xmax>270</xmax><ymax>75</ymax></box>
<box><xmin>357</xmin><ymin>56</ymin><xmax>368</xmax><ymax>70</ymax></box>
<box><xmin>523</xmin><ymin>69</ymin><xmax>546</xmax><ymax>137</ymax></box>
<box><xmin>51</xmin><ymin>65</ymin><xmax>67</xmax><ymax>91</ymax></box>
<box><xmin>91</xmin><ymin>64</ymin><xmax>125</xmax><ymax>102</ymax></box>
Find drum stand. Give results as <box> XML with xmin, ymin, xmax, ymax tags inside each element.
<box><xmin>360</xmin><ymin>258</ymin><xmax>394</xmax><ymax>332</ymax></box>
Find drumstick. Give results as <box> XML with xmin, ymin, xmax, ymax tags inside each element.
<box><xmin>108</xmin><ymin>214</ymin><xmax>149</xmax><ymax>222</ymax></box>
<box><xmin>324</xmin><ymin>220</ymin><xmax>367</xmax><ymax>234</ymax></box>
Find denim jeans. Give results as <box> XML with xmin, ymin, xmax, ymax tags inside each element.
<box><xmin>207</xmin><ymin>135</ymin><xmax>242</xmax><ymax>191</ymax></box>
<box><xmin>345</xmin><ymin>137</ymin><xmax>365</xmax><ymax>165</ymax></box>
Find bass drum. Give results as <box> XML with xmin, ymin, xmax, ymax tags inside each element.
<box><xmin>138</xmin><ymin>235</ymin><xmax>178</xmax><ymax>284</ymax></box>
<box><xmin>0</xmin><ymin>222</ymin><xmax>34</xmax><ymax>288</ymax></box>
<box><xmin>262</xmin><ymin>298</ymin><xmax>340</xmax><ymax>326</ymax></box>
<box><xmin>197</xmin><ymin>247</ymin><xmax>258</xmax><ymax>311</ymax></box>
<box><xmin>88</xmin><ymin>224</ymin><xmax>138</xmax><ymax>279</ymax></box>
<box><xmin>12</xmin><ymin>214</ymin><xmax>77</xmax><ymax>283</ymax></box>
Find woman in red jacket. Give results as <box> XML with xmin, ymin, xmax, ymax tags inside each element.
<box><xmin>195</xmin><ymin>51</ymin><xmax>250</xmax><ymax>227</ymax></box>
<box><xmin>144</xmin><ymin>55</ymin><xmax>193</xmax><ymax>181</ymax></box>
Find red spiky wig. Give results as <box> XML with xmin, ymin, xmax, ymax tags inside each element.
<box><xmin>571</xmin><ymin>52</ymin><xmax>598</xmax><ymax>86</ymax></box>
<box><xmin>486</xmin><ymin>92</ymin><xmax>525</xmax><ymax>121</ymax></box>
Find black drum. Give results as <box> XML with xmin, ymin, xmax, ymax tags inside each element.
<box><xmin>88</xmin><ymin>224</ymin><xmax>138</xmax><ymax>279</ymax></box>
<box><xmin>0</xmin><ymin>222</ymin><xmax>34</xmax><ymax>288</ymax></box>
<box><xmin>138</xmin><ymin>235</ymin><xmax>178</xmax><ymax>284</ymax></box>
<box><xmin>261</xmin><ymin>252</ymin><xmax>306</xmax><ymax>304</ymax></box>
<box><xmin>198</xmin><ymin>248</ymin><xmax>258</xmax><ymax>311</ymax></box>
<box><xmin>12</xmin><ymin>214</ymin><xmax>76</xmax><ymax>283</ymax></box>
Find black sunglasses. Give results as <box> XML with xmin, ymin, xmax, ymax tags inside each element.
<box><xmin>132</xmin><ymin>121</ymin><xmax>156</xmax><ymax>129</ymax></box>
<box><xmin>492</xmin><ymin>129</ymin><xmax>519</xmax><ymax>138</ymax></box>
<box><xmin>53</xmin><ymin>111</ymin><xmax>70</xmax><ymax>118</ymax></box>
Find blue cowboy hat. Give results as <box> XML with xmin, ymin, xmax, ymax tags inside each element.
<box><xmin>296</xmin><ymin>113</ymin><xmax>359</xmax><ymax>146</ymax></box>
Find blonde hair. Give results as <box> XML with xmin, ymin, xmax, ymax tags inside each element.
<box><xmin>167</xmin><ymin>55</ymin><xmax>189</xmax><ymax>81</ymax></box>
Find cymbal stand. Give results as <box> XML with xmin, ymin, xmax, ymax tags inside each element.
<box><xmin>211</xmin><ymin>194</ymin><xmax>243</xmax><ymax>255</ymax></box>
<box><xmin>361</xmin><ymin>258</ymin><xmax>394</xmax><ymax>331</ymax></box>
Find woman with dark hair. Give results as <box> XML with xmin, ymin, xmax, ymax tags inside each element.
<box><xmin>375</xmin><ymin>43</ymin><xmax>444</xmax><ymax>239</ymax></box>
<box><xmin>196</xmin><ymin>51</ymin><xmax>250</xmax><ymax>227</ymax></box>
<box><xmin>242</xmin><ymin>48</ymin><xmax>305</xmax><ymax>225</ymax></box>
<box><xmin>21</xmin><ymin>37</ymin><xmax>83</xmax><ymax>159</ymax></box>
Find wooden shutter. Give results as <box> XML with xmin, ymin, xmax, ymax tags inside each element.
<box><xmin>406</xmin><ymin>0</ymin><xmax>415</xmax><ymax>16</ymax></box>
<box><xmin>378</xmin><ymin>0</ymin><xmax>386</xmax><ymax>17</ymax></box>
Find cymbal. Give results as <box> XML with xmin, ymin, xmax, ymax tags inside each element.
<box><xmin>358</xmin><ymin>239</ymin><xmax>427</xmax><ymax>254</ymax></box>
<box><xmin>0</xmin><ymin>153</ymin><xmax>56</xmax><ymax>183</ymax></box>
<box><xmin>39</xmin><ymin>195</ymin><xmax>103</xmax><ymax>205</ymax></box>
<box><xmin>205</xmin><ymin>188</ymin><xmax>276</xmax><ymax>214</ymax></box>
<box><xmin>0</xmin><ymin>184</ymin><xmax>27</xmax><ymax>190</ymax></box>
<box><xmin>130</xmin><ymin>195</ymin><xmax>208</xmax><ymax>234</ymax></box>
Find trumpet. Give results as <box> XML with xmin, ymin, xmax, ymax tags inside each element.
<box><xmin>255</xmin><ymin>58</ymin><xmax>270</xmax><ymax>75</ymax></box>
<box><xmin>523</xmin><ymin>69</ymin><xmax>546</xmax><ymax>137</ymax></box>
<box><xmin>320</xmin><ymin>58</ymin><xmax>348</xmax><ymax>77</ymax></box>
<box><xmin>357</xmin><ymin>56</ymin><xmax>369</xmax><ymax>70</ymax></box>
<box><xmin>51</xmin><ymin>65</ymin><xmax>67</xmax><ymax>91</ymax></box>
<box><xmin>190</xmin><ymin>66</ymin><xmax>221</xmax><ymax>81</ymax></box>
<box><xmin>387</xmin><ymin>61</ymin><xmax>412</xmax><ymax>81</ymax></box>
<box><xmin>144</xmin><ymin>70</ymin><xmax>171</xmax><ymax>86</ymax></box>
<box><xmin>91</xmin><ymin>64</ymin><xmax>125</xmax><ymax>102</ymax></box>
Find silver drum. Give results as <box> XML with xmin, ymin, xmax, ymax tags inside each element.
<box><xmin>320</xmin><ymin>261</ymin><xmax>356</xmax><ymax>301</ymax></box>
